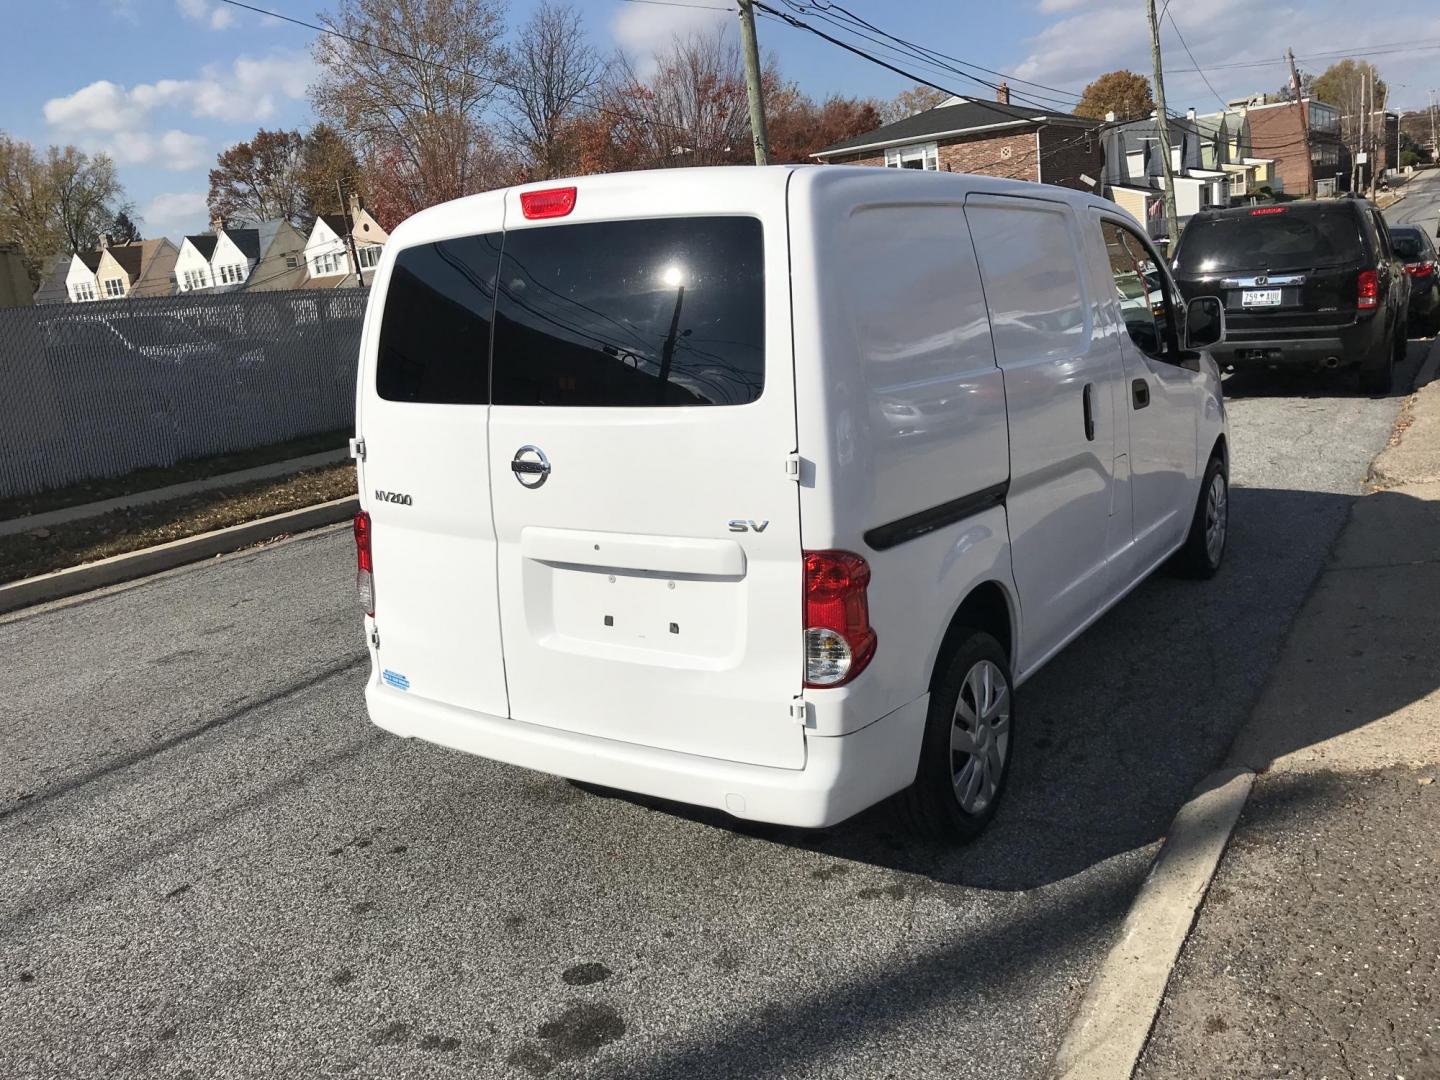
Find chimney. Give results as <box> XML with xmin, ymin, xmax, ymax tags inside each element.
<box><xmin>1105</xmin><ymin>110</ymin><xmax>1117</xmax><ymax>123</ymax></box>
<box><xmin>1187</xmin><ymin>107</ymin><xmax>1197</xmax><ymax>121</ymax></box>
<box><xmin>210</xmin><ymin>212</ymin><xmax>225</xmax><ymax>234</ymax></box>
<box><xmin>996</xmin><ymin>81</ymin><xmax>1010</xmax><ymax>106</ymax></box>
<box><xmin>347</xmin><ymin>191</ymin><xmax>363</xmax><ymax>225</ymax></box>
<box><xmin>98</xmin><ymin>234</ymin><xmax>109</xmax><ymax>251</ymax></box>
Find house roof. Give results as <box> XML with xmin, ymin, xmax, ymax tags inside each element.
<box><xmin>814</xmin><ymin>97</ymin><xmax>1095</xmax><ymax>158</ymax></box>
<box><xmin>78</xmin><ymin>250</ymin><xmax>102</xmax><ymax>271</ymax></box>
<box><xmin>302</xmin><ymin>270</ymin><xmax>361</xmax><ymax>289</ymax></box>
<box><xmin>319</xmin><ymin>213</ymin><xmax>349</xmax><ymax>237</ymax></box>
<box><xmin>224</xmin><ymin>228</ymin><xmax>261</xmax><ymax>260</ymax></box>
<box><xmin>105</xmin><ymin>243</ymin><xmax>144</xmax><ymax>282</ymax></box>
<box><xmin>33</xmin><ymin>254</ymin><xmax>71</xmax><ymax>303</ymax></box>
<box><xmin>185</xmin><ymin>234</ymin><xmax>218</xmax><ymax>259</ymax></box>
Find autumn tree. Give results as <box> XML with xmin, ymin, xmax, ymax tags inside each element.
<box><xmin>298</xmin><ymin>123</ymin><xmax>363</xmax><ymax>223</ymax></box>
<box><xmin>207</xmin><ymin>128</ymin><xmax>306</xmax><ymax>226</ymax></box>
<box><xmin>1313</xmin><ymin>59</ymin><xmax>1389</xmax><ymax>172</ymax></box>
<box><xmin>0</xmin><ymin>136</ymin><xmax>130</xmax><ymax>286</ymax></box>
<box><xmin>769</xmin><ymin>91</ymin><xmax>882</xmax><ymax>163</ymax></box>
<box><xmin>504</xmin><ymin>2</ymin><xmax>603</xmax><ymax>179</ymax></box>
<box><xmin>1075</xmin><ymin>70</ymin><xmax>1154</xmax><ymax>121</ymax></box>
<box><xmin>311</xmin><ymin>0</ymin><xmax>509</xmax><ymax>218</ymax></box>
<box><xmin>882</xmin><ymin>85</ymin><xmax>949</xmax><ymax>123</ymax></box>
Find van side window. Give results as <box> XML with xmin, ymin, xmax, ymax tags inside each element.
<box><xmin>376</xmin><ymin>234</ymin><xmax>501</xmax><ymax>404</ymax></box>
<box><xmin>491</xmin><ymin>217</ymin><xmax>764</xmax><ymax>407</ymax></box>
<box><xmin>1100</xmin><ymin>221</ymin><xmax>1172</xmax><ymax>359</ymax></box>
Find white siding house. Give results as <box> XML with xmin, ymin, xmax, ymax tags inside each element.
<box><xmin>175</xmin><ymin>234</ymin><xmax>218</xmax><ymax>293</ymax></box>
<box><xmin>210</xmin><ymin>228</ymin><xmax>259</xmax><ymax>290</ymax></box>
<box><xmin>303</xmin><ymin>198</ymin><xmax>389</xmax><ymax>287</ymax></box>
<box><xmin>65</xmin><ymin>252</ymin><xmax>102</xmax><ymax>302</ymax></box>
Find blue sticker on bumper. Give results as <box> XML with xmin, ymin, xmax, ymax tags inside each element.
<box><xmin>382</xmin><ymin>669</ymin><xmax>410</xmax><ymax>691</ymax></box>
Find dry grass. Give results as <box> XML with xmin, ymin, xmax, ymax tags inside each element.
<box><xmin>0</xmin><ymin>464</ymin><xmax>357</xmax><ymax>585</ymax></box>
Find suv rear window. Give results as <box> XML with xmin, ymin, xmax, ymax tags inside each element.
<box><xmin>1176</xmin><ymin>208</ymin><xmax>1365</xmax><ymax>274</ymax></box>
<box><xmin>491</xmin><ymin>216</ymin><xmax>764</xmax><ymax>407</ymax></box>
<box><xmin>377</xmin><ymin>233</ymin><xmax>501</xmax><ymax>404</ymax></box>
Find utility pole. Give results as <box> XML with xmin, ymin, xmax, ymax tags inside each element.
<box><xmin>1145</xmin><ymin>0</ymin><xmax>1180</xmax><ymax>249</ymax></box>
<box><xmin>336</xmin><ymin>177</ymin><xmax>363</xmax><ymax>284</ymax></box>
<box><xmin>737</xmin><ymin>0</ymin><xmax>770</xmax><ymax>165</ymax></box>
<box><xmin>1287</xmin><ymin>48</ymin><xmax>1315</xmax><ymax>197</ymax></box>
<box><xmin>1430</xmin><ymin>89</ymin><xmax>1437</xmax><ymax>162</ymax></box>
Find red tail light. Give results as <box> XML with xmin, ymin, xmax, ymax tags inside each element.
<box><xmin>1357</xmin><ymin>269</ymin><xmax>1379</xmax><ymax>310</ymax></box>
<box><xmin>354</xmin><ymin>511</ymin><xmax>374</xmax><ymax>615</ymax></box>
<box><xmin>1405</xmin><ymin>261</ymin><xmax>1435</xmax><ymax>278</ymax></box>
<box><xmin>1250</xmin><ymin>206</ymin><xmax>1286</xmax><ymax>216</ymax></box>
<box><xmin>803</xmin><ymin>551</ymin><xmax>877</xmax><ymax>688</ymax></box>
<box><xmin>520</xmin><ymin>186</ymin><xmax>577</xmax><ymax>220</ymax></box>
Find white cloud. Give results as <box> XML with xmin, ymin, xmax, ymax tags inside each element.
<box><xmin>44</xmin><ymin>80</ymin><xmax>147</xmax><ymax>132</ymax></box>
<box><xmin>177</xmin><ymin>0</ymin><xmax>236</xmax><ymax>31</ymax></box>
<box><xmin>141</xmin><ymin>191</ymin><xmax>209</xmax><ymax>239</ymax></box>
<box><xmin>110</xmin><ymin>130</ymin><xmax>211</xmax><ymax>171</ymax></box>
<box><xmin>610</xmin><ymin>3</ymin><xmax>728</xmax><ymax>77</ymax></box>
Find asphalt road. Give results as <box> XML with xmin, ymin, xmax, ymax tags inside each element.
<box><xmin>0</xmin><ymin>354</ymin><xmax>1431</xmax><ymax>1074</ymax></box>
<box><xmin>1386</xmin><ymin>168</ymin><xmax>1440</xmax><ymax>239</ymax></box>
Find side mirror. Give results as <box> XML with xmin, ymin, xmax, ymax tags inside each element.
<box><xmin>1184</xmin><ymin>296</ymin><xmax>1225</xmax><ymax>351</ymax></box>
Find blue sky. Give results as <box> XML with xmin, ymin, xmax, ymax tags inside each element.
<box><xmin>4</xmin><ymin>0</ymin><xmax>1438</xmax><ymax>242</ymax></box>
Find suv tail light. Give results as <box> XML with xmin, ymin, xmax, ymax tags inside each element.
<box><xmin>1357</xmin><ymin>269</ymin><xmax>1379</xmax><ymax>310</ymax></box>
<box><xmin>354</xmin><ymin>511</ymin><xmax>374</xmax><ymax>615</ymax></box>
<box><xmin>520</xmin><ymin>186</ymin><xmax>577</xmax><ymax>219</ymax></box>
<box><xmin>803</xmin><ymin>551</ymin><xmax>877</xmax><ymax>688</ymax></box>
<box><xmin>1405</xmin><ymin>261</ymin><xmax>1435</xmax><ymax>279</ymax></box>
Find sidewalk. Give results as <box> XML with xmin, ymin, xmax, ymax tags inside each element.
<box><xmin>1135</xmin><ymin>349</ymin><xmax>1440</xmax><ymax>1079</ymax></box>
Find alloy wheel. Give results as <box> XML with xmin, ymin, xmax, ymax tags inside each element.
<box><xmin>950</xmin><ymin>659</ymin><xmax>1011</xmax><ymax>814</ymax></box>
<box><xmin>1205</xmin><ymin>471</ymin><xmax>1228</xmax><ymax>567</ymax></box>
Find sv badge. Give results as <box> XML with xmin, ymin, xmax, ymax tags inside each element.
<box><xmin>728</xmin><ymin>519</ymin><xmax>770</xmax><ymax>533</ymax></box>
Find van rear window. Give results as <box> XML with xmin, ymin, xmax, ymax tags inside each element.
<box><xmin>1175</xmin><ymin>208</ymin><xmax>1364</xmax><ymax>274</ymax></box>
<box><xmin>377</xmin><ymin>234</ymin><xmax>501</xmax><ymax>404</ymax></box>
<box><xmin>491</xmin><ymin>216</ymin><xmax>764</xmax><ymax>407</ymax></box>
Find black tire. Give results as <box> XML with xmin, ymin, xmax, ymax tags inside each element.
<box><xmin>1357</xmin><ymin>327</ymin><xmax>1397</xmax><ymax>395</ymax></box>
<box><xmin>896</xmin><ymin>630</ymin><xmax>1014</xmax><ymax>842</ymax></box>
<box><xmin>1173</xmin><ymin>454</ymin><xmax>1228</xmax><ymax>579</ymax></box>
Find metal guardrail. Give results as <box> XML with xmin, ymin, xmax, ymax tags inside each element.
<box><xmin>0</xmin><ymin>289</ymin><xmax>365</xmax><ymax>500</ymax></box>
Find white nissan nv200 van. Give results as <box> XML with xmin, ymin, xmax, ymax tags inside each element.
<box><xmin>352</xmin><ymin>166</ymin><xmax>1229</xmax><ymax>841</ymax></box>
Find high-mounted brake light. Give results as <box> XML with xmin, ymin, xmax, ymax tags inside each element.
<box><xmin>520</xmin><ymin>186</ymin><xmax>577</xmax><ymax>220</ymax></box>
<box><xmin>354</xmin><ymin>511</ymin><xmax>374</xmax><ymax>615</ymax></box>
<box><xmin>1357</xmin><ymin>268</ymin><xmax>1379</xmax><ymax>310</ymax></box>
<box><xmin>803</xmin><ymin>551</ymin><xmax>877</xmax><ymax>688</ymax></box>
<box><xmin>1249</xmin><ymin>206</ymin><xmax>1286</xmax><ymax>216</ymax></box>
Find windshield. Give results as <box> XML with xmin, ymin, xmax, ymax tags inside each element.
<box><xmin>1390</xmin><ymin>230</ymin><xmax>1427</xmax><ymax>260</ymax></box>
<box><xmin>1175</xmin><ymin>208</ymin><xmax>1365</xmax><ymax>274</ymax></box>
<box><xmin>111</xmin><ymin>316</ymin><xmax>202</xmax><ymax>348</ymax></box>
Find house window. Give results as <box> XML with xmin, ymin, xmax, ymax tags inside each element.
<box><xmin>285</xmin><ymin>254</ymin><xmax>299</xmax><ymax>269</ymax></box>
<box><xmin>884</xmin><ymin>142</ymin><xmax>940</xmax><ymax>170</ymax></box>
<box><xmin>311</xmin><ymin>251</ymin><xmax>341</xmax><ymax>276</ymax></box>
<box><xmin>357</xmin><ymin>244</ymin><xmax>381</xmax><ymax>269</ymax></box>
<box><xmin>1308</xmin><ymin>104</ymin><xmax>1339</xmax><ymax>135</ymax></box>
<box><xmin>72</xmin><ymin>282</ymin><xmax>97</xmax><ymax>302</ymax></box>
<box><xmin>103</xmin><ymin>278</ymin><xmax>126</xmax><ymax>298</ymax></box>
<box><xmin>217</xmin><ymin>263</ymin><xmax>245</xmax><ymax>284</ymax></box>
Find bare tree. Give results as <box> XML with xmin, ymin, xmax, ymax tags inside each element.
<box><xmin>505</xmin><ymin>2</ymin><xmax>602</xmax><ymax>179</ymax></box>
<box><xmin>310</xmin><ymin>0</ymin><xmax>509</xmax><ymax>213</ymax></box>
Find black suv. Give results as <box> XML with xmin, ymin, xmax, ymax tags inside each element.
<box><xmin>1172</xmin><ymin>199</ymin><xmax>1409</xmax><ymax>392</ymax></box>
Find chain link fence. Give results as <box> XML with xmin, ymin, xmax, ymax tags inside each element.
<box><xmin>0</xmin><ymin>288</ymin><xmax>365</xmax><ymax>500</ymax></box>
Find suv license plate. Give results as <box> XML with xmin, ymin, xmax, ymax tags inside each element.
<box><xmin>1243</xmin><ymin>288</ymin><xmax>1283</xmax><ymax>308</ymax></box>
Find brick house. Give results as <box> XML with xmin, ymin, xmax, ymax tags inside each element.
<box><xmin>1239</xmin><ymin>97</ymin><xmax>1346</xmax><ymax>197</ymax></box>
<box><xmin>811</xmin><ymin>89</ymin><xmax>1105</xmax><ymax>192</ymax></box>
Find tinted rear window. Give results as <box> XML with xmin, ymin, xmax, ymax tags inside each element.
<box><xmin>377</xmin><ymin>234</ymin><xmax>501</xmax><ymax>403</ymax></box>
<box><xmin>1176</xmin><ymin>208</ymin><xmax>1365</xmax><ymax>274</ymax></box>
<box><xmin>492</xmin><ymin>216</ymin><xmax>764</xmax><ymax>407</ymax></box>
<box><xmin>1390</xmin><ymin>230</ymin><xmax>1427</xmax><ymax>260</ymax></box>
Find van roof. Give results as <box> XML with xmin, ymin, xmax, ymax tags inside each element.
<box><xmin>387</xmin><ymin>166</ymin><xmax>1123</xmax><ymax>249</ymax></box>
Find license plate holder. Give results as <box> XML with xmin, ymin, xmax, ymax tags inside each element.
<box><xmin>1242</xmin><ymin>288</ymin><xmax>1283</xmax><ymax>308</ymax></box>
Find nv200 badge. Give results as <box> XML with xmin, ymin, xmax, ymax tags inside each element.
<box><xmin>375</xmin><ymin>490</ymin><xmax>413</xmax><ymax>505</ymax></box>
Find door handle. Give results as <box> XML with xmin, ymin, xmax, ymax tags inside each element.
<box><xmin>1081</xmin><ymin>383</ymin><xmax>1096</xmax><ymax>441</ymax></box>
<box><xmin>1132</xmin><ymin>378</ymin><xmax>1151</xmax><ymax>409</ymax></box>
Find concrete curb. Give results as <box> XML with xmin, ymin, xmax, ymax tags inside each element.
<box><xmin>1053</xmin><ymin>767</ymin><xmax>1255</xmax><ymax>1080</ymax></box>
<box><xmin>0</xmin><ymin>448</ymin><xmax>351</xmax><ymax>538</ymax></box>
<box><xmin>0</xmin><ymin>496</ymin><xmax>358</xmax><ymax>615</ymax></box>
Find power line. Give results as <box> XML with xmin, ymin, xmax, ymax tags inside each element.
<box><xmin>1164</xmin><ymin>10</ymin><xmax>1227</xmax><ymax>113</ymax></box>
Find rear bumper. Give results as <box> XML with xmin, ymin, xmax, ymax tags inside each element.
<box><xmin>364</xmin><ymin>681</ymin><xmax>929</xmax><ymax>829</ymax></box>
<box><xmin>1211</xmin><ymin>318</ymin><xmax>1384</xmax><ymax>368</ymax></box>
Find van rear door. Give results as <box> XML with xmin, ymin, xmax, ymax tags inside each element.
<box><xmin>358</xmin><ymin>192</ymin><xmax>509</xmax><ymax>719</ymax></box>
<box><xmin>488</xmin><ymin>177</ymin><xmax>804</xmax><ymax>769</ymax></box>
